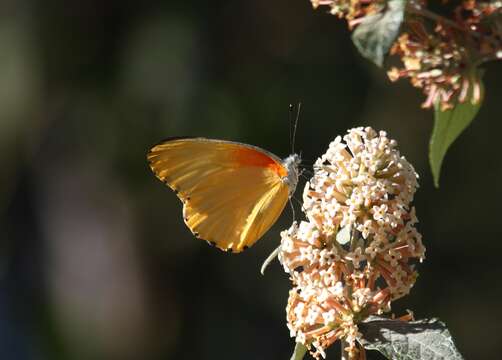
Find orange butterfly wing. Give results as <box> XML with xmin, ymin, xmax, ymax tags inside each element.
<box><xmin>147</xmin><ymin>138</ymin><xmax>290</xmax><ymax>252</ymax></box>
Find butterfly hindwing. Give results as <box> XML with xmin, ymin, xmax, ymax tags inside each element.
<box><xmin>147</xmin><ymin>138</ymin><xmax>290</xmax><ymax>252</ymax></box>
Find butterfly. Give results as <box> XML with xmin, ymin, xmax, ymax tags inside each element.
<box><xmin>147</xmin><ymin>137</ymin><xmax>301</xmax><ymax>253</ymax></box>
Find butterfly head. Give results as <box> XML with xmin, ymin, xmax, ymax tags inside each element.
<box><xmin>282</xmin><ymin>153</ymin><xmax>301</xmax><ymax>196</ymax></box>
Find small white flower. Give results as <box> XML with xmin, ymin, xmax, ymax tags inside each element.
<box><xmin>345</xmin><ymin>247</ymin><xmax>366</xmax><ymax>268</ymax></box>
<box><xmin>322</xmin><ymin>309</ymin><xmax>337</xmax><ymax>325</ymax></box>
<box><xmin>384</xmin><ymin>248</ymin><xmax>402</xmax><ymax>267</ymax></box>
<box><xmin>365</xmin><ymin>244</ymin><xmax>379</xmax><ymax>259</ymax></box>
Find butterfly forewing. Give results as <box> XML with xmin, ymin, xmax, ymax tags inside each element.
<box><xmin>147</xmin><ymin>138</ymin><xmax>290</xmax><ymax>252</ymax></box>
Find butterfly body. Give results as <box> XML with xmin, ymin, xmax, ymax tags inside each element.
<box><xmin>281</xmin><ymin>154</ymin><xmax>301</xmax><ymax>196</ymax></box>
<box><xmin>147</xmin><ymin>137</ymin><xmax>300</xmax><ymax>252</ymax></box>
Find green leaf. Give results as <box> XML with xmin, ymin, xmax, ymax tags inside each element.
<box><xmin>430</xmin><ymin>74</ymin><xmax>484</xmax><ymax>187</ymax></box>
<box><xmin>351</xmin><ymin>0</ymin><xmax>408</xmax><ymax>67</ymax></box>
<box><xmin>358</xmin><ymin>316</ymin><xmax>464</xmax><ymax>360</ymax></box>
<box><xmin>290</xmin><ymin>342</ymin><xmax>308</xmax><ymax>360</ymax></box>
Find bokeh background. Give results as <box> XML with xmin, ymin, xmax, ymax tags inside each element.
<box><xmin>2</xmin><ymin>1</ymin><xmax>502</xmax><ymax>359</ymax></box>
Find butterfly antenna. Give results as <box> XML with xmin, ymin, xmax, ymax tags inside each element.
<box><xmin>291</xmin><ymin>102</ymin><xmax>301</xmax><ymax>154</ymax></box>
<box><xmin>288</xmin><ymin>103</ymin><xmax>294</xmax><ymax>153</ymax></box>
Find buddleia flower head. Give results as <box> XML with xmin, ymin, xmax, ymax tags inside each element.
<box><xmin>279</xmin><ymin>127</ymin><xmax>425</xmax><ymax>359</ymax></box>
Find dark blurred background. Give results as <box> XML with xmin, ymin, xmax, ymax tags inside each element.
<box><xmin>1</xmin><ymin>0</ymin><xmax>501</xmax><ymax>359</ymax></box>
